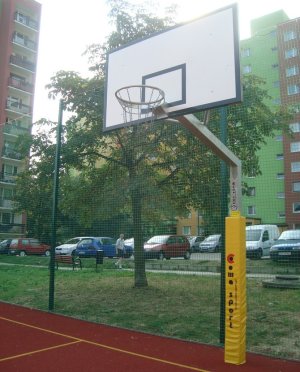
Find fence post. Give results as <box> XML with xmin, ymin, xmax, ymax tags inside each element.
<box><xmin>49</xmin><ymin>99</ymin><xmax>63</xmax><ymax>311</ymax></box>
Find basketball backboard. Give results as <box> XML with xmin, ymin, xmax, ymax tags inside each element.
<box><xmin>103</xmin><ymin>4</ymin><xmax>241</xmax><ymax>132</ymax></box>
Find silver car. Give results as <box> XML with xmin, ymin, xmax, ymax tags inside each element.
<box><xmin>188</xmin><ymin>236</ymin><xmax>203</xmax><ymax>252</ymax></box>
<box><xmin>55</xmin><ymin>237</ymin><xmax>92</xmax><ymax>256</ymax></box>
<box><xmin>199</xmin><ymin>234</ymin><xmax>221</xmax><ymax>253</ymax></box>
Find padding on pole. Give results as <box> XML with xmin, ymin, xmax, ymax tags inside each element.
<box><xmin>224</xmin><ymin>211</ymin><xmax>246</xmax><ymax>365</ymax></box>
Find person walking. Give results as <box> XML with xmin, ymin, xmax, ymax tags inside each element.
<box><xmin>115</xmin><ymin>234</ymin><xmax>125</xmax><ymax>269</ymax></box>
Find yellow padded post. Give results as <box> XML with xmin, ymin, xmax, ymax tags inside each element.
<box><xmin>224</xmin><ymin>211</ymin><xmax>246</xmax><ymax>365</ymax></box>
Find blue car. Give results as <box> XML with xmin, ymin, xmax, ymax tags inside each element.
<box><xmin>75</xmin><ymin>237</ymin><xmax>133</xmax><ymax>258</ymax></box>
<box><xmin>270</xmin><ymin>230</ymin><xmax>300</xmax><ymax>261</ymax></box>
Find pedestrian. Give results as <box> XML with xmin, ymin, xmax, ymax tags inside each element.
<box><xmin>115</xmin><ymin>234</ymin><xmax>125</xmax><ymax>269</ymax></box>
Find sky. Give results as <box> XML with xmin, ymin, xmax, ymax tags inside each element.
<box><xmin>33</xmin><ymin>0</ymin><xmax>300</xmax><ymax>123</ymax></box>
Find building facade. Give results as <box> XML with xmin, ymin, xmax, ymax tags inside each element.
<box><xmin>240</xmin><ymin>11</ymin><xmax>290</xmax><ymax>228</ymax></box>
<box><xmin>277</xmin><ymin>18</ymin><xmax>300</xmax><ymax>229</ymax></box>
<box><xmin>0</xmin><ymin>0</ymin><xmax>41</xmax><ymax>238</ymax></box>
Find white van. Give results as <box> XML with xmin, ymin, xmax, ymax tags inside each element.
<box><xmin>246</xmin><ymin>225</ymin><xmax>280</xmax><ymax>259</ymax></box>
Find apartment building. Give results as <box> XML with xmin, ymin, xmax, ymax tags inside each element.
<box><xmin>240</xmin><ymin>11</ymin><xmax>290</xmax><ymax>227</ymax></box>
<box><xmin>277</xmin><ymin>18</ymin><xmax>300</xmax><ymax>229</ymax></box>
<box><xmin>0</xmin><ymin>0</ymin><xmax>41</xmax><ymax>238</ymax></box>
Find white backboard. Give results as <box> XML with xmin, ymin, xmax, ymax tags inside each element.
<box><xmin>104</xmin><ymin>4</ymin><xmax>241</xmax><ymax>132</ymax></box>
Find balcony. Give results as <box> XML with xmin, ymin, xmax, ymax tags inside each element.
<box><xmin>8</xmin><ymin>77</ymin><xmax>34</xmax><ymax>94</ymax></box>
<box><xmin>2</xmin><ymin>148</ymin><xmax>23</xmax><ymax>161</ymax></box>
<box><xmin>6</xmin><ymin>99</ymin><xmax>32</xmax><ymax>115</ymax></box>
<box><xmin>14</xmin><ymin>11</ymin><xmax>39</xmax><ymax>31</ymax></box>
<box><xmin>4</xmin><ymin>124</ymin><xmax>30</xmax><ymax>137</ymax></box>
<box><xmin>0</xmin><ymin>199</ymin><xmax>14</xmax><ymax>209</ymax></box>
<box><xmin>0</xmin><ymin>175</ymin><xmax>17</xmax><ymax>184</ymax></box>
<box><xmin>12</xmin><ymin>32</ymin><xmax>37</xmax><ymax>52</ymax></box>
<box><xmin>0</xmin><ymin>223</ymin><xmax>25</xmax><ymax>234</ymax></box>
<box><xmin>10</xmin><ymin>55</ymin><xmax>36</xmax><ymax>72</ymax></box>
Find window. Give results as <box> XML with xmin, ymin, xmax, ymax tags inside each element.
<box><xmin>291</xmin><ymin>142</ymin><xmax>300</xmax><ymax>152</ymax></box>
<box><xmin>273</xmin><ymin>98</ymin><xmax>281</xmax><ymax>105</ymax></box>
<box><xmin>2</xmin><ymin>164</ymin><xmax>18</xmax><ymax>175</ymax></box>
<box><xmin>277</xmin><ymin>192</ymin><xmax>285</xmax><ymax>198</ymax></box>
<box><xmin>277</xmin><ymin>173</ymin><xmax>284</xmax><ymax>179</ymax></box>
<box><xmin>273</xmin><ymin>81</ymin><xmax>280</xmax><ymax>88</ymax></box>
<box><xmin>247</xmin><ymin>206</ymin><xmax>256</xmax><ymax>215</ymax></box>
<box><xmin>247</xmin><ymin>187</ymin><xmax>256</xmax><ymax>196</ymax></box>
<box><xmin>285</xmin><ymin>48</ymin><xmax>298</xmax><ymax>59</ymax></box>
<box><xmin>3</xmin><ymin>189</ymin><xmax>14</xmax><ymax>199</ymax></box>
<box><xmin>241</xmin><ymin>48</ymin><xmax>250</xmax><ymax>57</ymax></box>
<box><xmin>284</xmin><ymin>30</ymin><xmax>297</xmax><ymax>41</ymax></box>
<box><xmin>289</xmin><ymin>122</ymin><xmax>300</xmax><ymax>133</ymax></box>
<box><xmin>272</xmin><ymin>63</ymin><xmax>279</xmax><ymax>69</ymax></box>
<box><xmin>287</xmin><ymin>84</ymin><xmax>300</xmax><ymax>95</ymax></box>
<box><xmin>289</xmin><ymin>104</ymin><xmax>300</xmax><ymax>113</ymax></box>
<box><xmin>243</xmin><ymin>65</ymin><xmax>252</xmax><ymax>74</ymax></box>
<box><xmin>275</xmin><ymin>135</ymin><xmax>283</xmax><ymax>141</ymax></box>
<box><xmin>293</xmin><ymin>182</ymin><xmax>300</xmax><ymax>192</ymax></box>
<box><xmin>15</xmin><ymin>12</ymin><xmax>27</xmax><ymax>25</ymax></box>
<box><xmin>276</xmin><ymin>154</ymin><xmax>284</xmax><ymax>160</ymax></box>
<box><xmin>1</xmin><ymin>212</ymin><xmax>11</xmax><ymax>224</ymax></box>
<box><xmin>13</xmin><ymin>32</ymin><xmax>26</xmax><ymax>45</ymax></box>
<box><xmin>262</xmin><ymin>231</ymin><xmax>269</xmax><ymax>241</ymax></box>
<box><xmin>286</xmin><ymin>65</ymin><xmax>299</xmax><ymax>77</ymax></box>
<box><xmin>182</xmin><ymin>226</ymin><xmax>191</xmax><ymax>235</ymax></box>
<box><xmin>293</xmin><ymin>202</ymin><xmax>300</xmax><ymax>213</ymax></box>
<box><xmin>247</xmin><ymin>168</ymin><xmax>256</xmax><ymax>178</ymax></box>
<box><xmin>277</xmin><ymin>212</ymin><xmax>285</xmax><ymax>218</ymax></box>
<box><xmin>271</xmin><ymin>47</ymin><xmax>278</xmax><ymax>52</ymax></box>
<box><xmin>291</xmin><ymin>162</ymin><xmax>300</xmax><ymax>172</ymax></box>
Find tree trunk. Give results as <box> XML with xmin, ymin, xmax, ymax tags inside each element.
<box><xmin>131</xmin><ymin>190</ymin><xmax>148</xmax><ymax>287</ymax></box>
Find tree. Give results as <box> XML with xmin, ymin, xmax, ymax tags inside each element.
<box><xmin>15</xmin><ymin>1</ymin><xmax>291</xmax><ymax>287</ymax></box>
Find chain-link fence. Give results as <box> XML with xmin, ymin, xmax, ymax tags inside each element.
<box><xmin>0</xmin><ymin>2</ymin><xmax>299</xmax><ymax>362</ymax></box>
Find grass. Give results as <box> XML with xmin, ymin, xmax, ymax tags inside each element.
<box><xmin>0</xmin><ymin>255</ymin><xmax>300</xmax><ymax>361</ymax></box>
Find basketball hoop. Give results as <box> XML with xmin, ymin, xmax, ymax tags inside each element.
<box><xmin>115</xmin><ymin>85</ymin><xmax>165</xmax><ymax>124</ymax></box>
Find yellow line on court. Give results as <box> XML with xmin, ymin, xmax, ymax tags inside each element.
<box><xmin>0</xmin><ymin>316</ymin><xmax>210</xmax><ymax>372</ymax></box>
<box><xmin>0</xmin><ymin>316</ymin><xmax>81</xmax><ymax>341</ymax></box>
<box><xmin>0</xmin><ymin>341</ymin><xmax>81</xmax><ymax>362</ymax></box>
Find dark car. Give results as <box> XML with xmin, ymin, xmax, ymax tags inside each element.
<box><xmin>143</xmin><ymin>235</ymin><xmax>191</xmax><ymax>260</ymax></box>
<box><xmin>8</xmin><ymin>238</ymin><xmax>50</xmax><ymax>256</ymax></box>
<box><xmin>75</xmin><ymin>237</ymin><xmax>133</xmax><ymax>258</ymax></box>
<box><xmin>270</xmin><ymin>230</ymin><xmax>300</xmax><ymax>261</ymax></box>
<box><xmin>0</xmin><ymin>239</ymin><xmax>12</xmax><ymax>254</ymax></box>
<box><xmin>188</xmin><ymin>236</ymin><xmax>203</xmax><ymax>253</ymax></box>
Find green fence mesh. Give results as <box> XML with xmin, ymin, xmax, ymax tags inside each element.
<box><xmin>0</xmin><ymin>2</ymin><xmax>299</xmax><ymax>362</ymax></box>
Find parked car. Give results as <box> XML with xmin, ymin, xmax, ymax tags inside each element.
<box><xmin>143</xmin><ymin>235</ymin><xmax>191</xmax><ymax>260</ymax></box>
<box><xmin>199</xmin><ymin>234</ymin><xmax>221</xmax><ymax>253</ymax></box>
<box><xmin>8</xmin><ymin>238</ymin><xmax>50</xmax><ymax>256</ymax></box>
<box><xmin>55</xmin><ymin>237</ymin><xmax>92</xmax><ymax>256</ymax></box>
<box><xmin>75</xmin><ymin>237</ymin><xmax>133</xmax><ymax>258</ymax></box>
<box><xmin>246</xmin><ymin>224</ymin><xmax>280</xmax><ymax>259</ymax></box>
<box><xmin>124</xmin><ymin>237</ymin><xmax>134</xmax><ymax>249</ymax></box>
<box><xmin>270</xmin><ymin>230</ymin><xmax>300</xmax><ymax>261</ymax></box>
<box><xmin>188</xmin><ymin>236</ymin><xmax>203</xmax><ymax>253</ymax></box>
<box><xmin>0</xmin><ymin>239</ymin><xmax>12</xmax><ymax>254</ymax></box>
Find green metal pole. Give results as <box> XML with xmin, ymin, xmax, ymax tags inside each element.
<box><xmin>219</xmin><ymin>106</ymin><xmax>228</xmax><ymax>344</ymax></box>
<box><xmin>49</xmin><ymin>99</ymin><xmax>63</xmax><ymax>311</ymax></box>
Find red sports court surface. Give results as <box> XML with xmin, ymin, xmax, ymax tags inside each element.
<box><xmin>0</xmin><ymin>302</ymin><xmax>299</xmax><ymax>371</ymax></box>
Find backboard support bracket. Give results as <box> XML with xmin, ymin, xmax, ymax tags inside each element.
<box><xmin>163</xmin><ymin>111</ymin><xmax>241</xmax><ymax>212</ymax></box>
